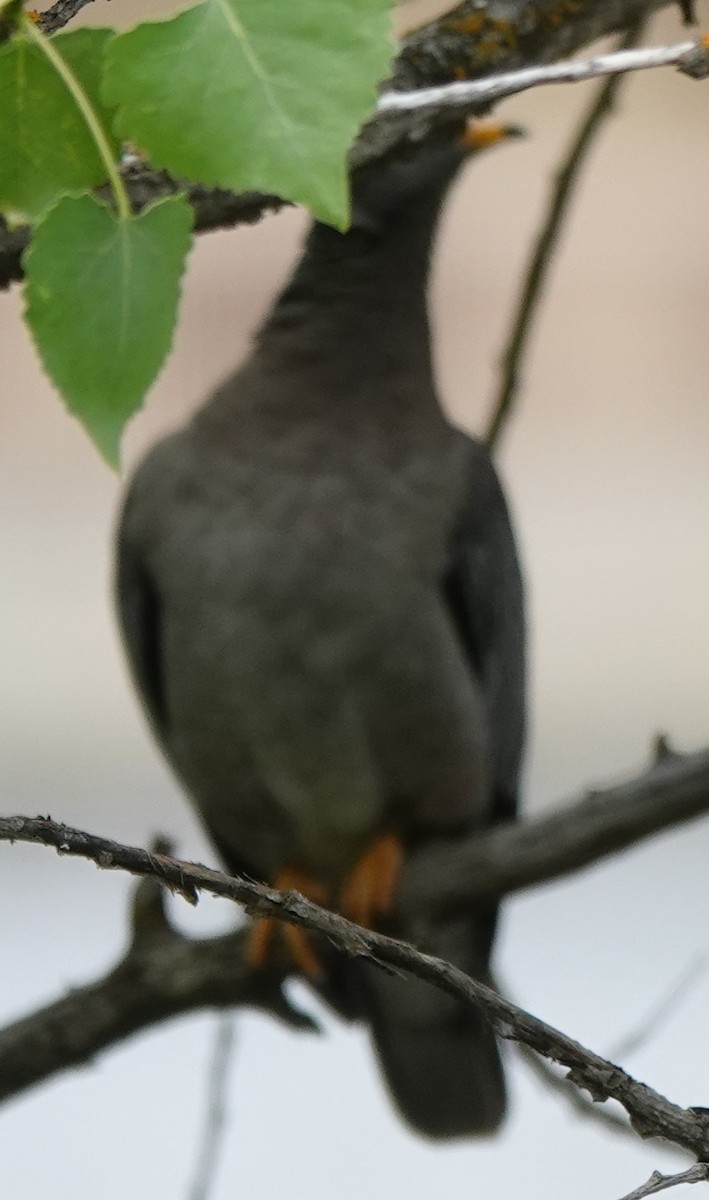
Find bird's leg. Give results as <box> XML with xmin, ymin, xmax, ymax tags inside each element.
<box><xmin>248</xmin><ymin>837</ymin><xmax>404</xmax><ymax>979</ymax></box>
<box><xmin>339</xmin><ymin>833</ymin><xmax>404</xmax><ymax>929</ymax></box>
<box><xmin>247</xmin><ymin>868</ymin><xmax>329</xmax><ymax>980</ymax></box>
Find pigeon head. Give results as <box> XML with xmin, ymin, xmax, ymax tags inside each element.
<box><xmin>348</xmin><ymin>121</ymin><xmax>524</xmax><ymax>237</ymax></box>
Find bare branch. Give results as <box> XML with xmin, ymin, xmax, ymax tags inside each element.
<box><xmin>0</xmin><ymin>179</ymin><xmax>286</xmax><ymax>291</ymax></box>
<box><xmin>3</xmin><ymin>820</ymin><xmax>709</xmax><ymax>1159</ymax></box>
<box><xmin>0</xmin><ymin>872</ymin><xmax>317</xmax><ymax>1105</ymax></box>
<box><xmin>37</xmin><ymin>0</ymin><xmax>103</xmax><ymax>34</ymax></box>
<box><xmin>486</xmin><ymin>17</ymin><xmax>647</xmax><ymax>447</ymax></box>
<box><xmin>1</xmin><ymin>745</ymin><xmax>709</xmax><ymax>1150</ymax></box>
<box><xmin>615</xmin><ymin>1164</ymin><xmax>709</xmax><ymax>1200</ymax></box>
<box><xmin>399</xmin><ymin>743</ymin><xmax>709</xmax><ymax>914</ymax></box>
<box><xmin>389</xmin><ymin>0</ymin><xmax>680</xmax><ymax>92</ymax></box>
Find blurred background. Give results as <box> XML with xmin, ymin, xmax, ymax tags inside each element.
<box><xmin>2</xmin><ymin>2</ymin><xmax>708</xmax><ymax>1196</ymax></box>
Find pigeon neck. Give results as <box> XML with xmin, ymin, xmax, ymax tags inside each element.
<box><xmin>259</xmin><ymin>190</ymin><xmax>451</xmax><ymax>360</ymax></box>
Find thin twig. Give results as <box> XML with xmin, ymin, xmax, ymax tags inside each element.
<box><xmin>608</xmin><ymin>955</ymin><xmax>708</xmax><ymax>1063</ymax></box>
<box><xmin>378</xmin><ymin>36</ymin><xmax>708</xmax><ymax>118</ymax></box>
<box><xmin>486</xmin><ymin>17</ymin><xmax>647</xmax><ymax>446</ymax></box>
<box><xmin>615</xmin><ymin>1163</ymin><xmax>709</xmax><ymax>1200</ymax></box>
<box><xmin>188</xmin><ymin>1015</ymin><xmax>238</xmax><ymax>1200</ymax></box>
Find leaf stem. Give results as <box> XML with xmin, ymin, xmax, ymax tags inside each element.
<box><xmin>22</xmin><ymin>16</ymin><xmax>130</xmax><ymax>221</ymax></box>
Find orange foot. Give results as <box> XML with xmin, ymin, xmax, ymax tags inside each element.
<box><xmin>339</xmin><ymin>833</ymin><xmax>404</xmax><ymax>929</ymax></box>
<box><xmin>247</xmin><ymin>868</ymin><xmax>329</xmax><ymax>981</ymax></box>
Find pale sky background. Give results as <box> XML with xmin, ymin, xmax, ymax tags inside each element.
<box><xmin>1</xmin><ymin>2</ymin><xmax>708</xmax><ymax>1198</ymax></box>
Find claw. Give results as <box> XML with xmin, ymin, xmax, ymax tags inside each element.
<box><xmin>339</xmin><ymin>833</ymin><xmax>404</xmax><ymax>929</ymax></box>
<box><xmin>247</xmin><ymin>868</ymin><xmax>328</xmax><ymax>980</ymax></box>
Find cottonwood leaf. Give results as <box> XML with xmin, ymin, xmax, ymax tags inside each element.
<box><xmin>0</xmin><ymin>28</ymin><xmax>118</xmax><ymax>223</ymax></box>
<box><xmin>104</xmin><ymin>0</ymin><xmax>395</xmax><ymax>227</ymax></box>
<box><xmin>24</xmin><ymin>194</ymin><xmax>193</xmax><ymax>464</ymax></box>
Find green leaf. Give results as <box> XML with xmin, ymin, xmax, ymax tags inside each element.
<box><xmin>104</xmin><ymin>0</ymin><xmax>395</xmax><ymax>227</ymax></box>
<box><xmin>0</xmin><ymin>28</ymin><xmax>119</xmax><ymax>223</ymax></box>
<box><xmin>24</xmin><ymin>194</ymin><xmax>193</xmax><ymax>464</ymax></box>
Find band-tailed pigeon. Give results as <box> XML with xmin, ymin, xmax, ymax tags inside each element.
<box><xmin>115</xmin><ymin>124</ymin><xmax>525</xmax><ymax>1139</ymax></box>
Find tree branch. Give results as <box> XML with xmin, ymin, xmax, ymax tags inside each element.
<box><xmin>1</xmin><ymin>841</ymin><xmax>709</xmax><ymax>1161</ymax></box>
<box><xmin>0</xmin><ymin>176</ymin><xmax>286</xmax><ymax>291</ymax></box>
<box><xmin>35</xmin><ymin>0</ymin><xmax>453</xmax><ymax>38</ymax></box>
<box><xmin>37</xmin><ymin>0</ymin><xmax>103</xmax><ymax>34</ymax></box>
<box><xmin>356</xmin><ymin>28</ymin><xmax>708</xmax><ymax>187</ymax></box>
<box><xmin>388</xmin><ymin>0</ymin><xmax>686</xmax><ymax>92</ymax></box>
<box><xmin>616</xmin><ymin>1164</ymin><xmax>709</xmax><ymax>1200</ymax></box>
<box><xmin>398</xmin><ymin>741</ymin><xmax>709</xmax><ymax>914</ymax></box>
<box><xmin>0</xmin><ymin>859</ymin><xmax>318</xmax><ymax>1105</ymax></box>
<box><xmin>1</xmin><ymin>743</ymin><xmax>709</xmax><ymax>1145</ymax></box>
